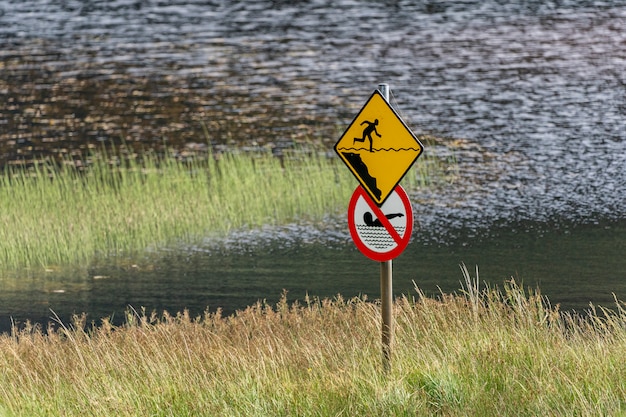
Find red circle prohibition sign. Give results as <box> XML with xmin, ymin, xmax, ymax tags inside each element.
<box><xmin>347</xmin><ymin>185</ymin><xmax>414</xmax><ymax>262</ymax></box>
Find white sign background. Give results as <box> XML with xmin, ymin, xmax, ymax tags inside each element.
<box><xmin>348</xmin><ymin>185</ymin><xmax>413</xmax><ymax>262</ymax></box>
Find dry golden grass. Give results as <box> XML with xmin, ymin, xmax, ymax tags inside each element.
<box><xmin>1</xmin><ymin>267</ymin><xmax>626</xmax><ymax>416</ymax></box>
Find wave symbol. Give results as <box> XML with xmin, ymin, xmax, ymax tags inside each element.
<box><xmin>356</xmin><ymin>225</ymin><xmax>406</xmax><ymax>250</ymax></box>
<box><xmin>336</xmin><ymin>147</ymin><xmax>420</xmax><ymax>152</ymax></box>
<box><xmin>373</xmin><ymin>147</ymin><xmax>421</xmax><ymax>152</ymax></box>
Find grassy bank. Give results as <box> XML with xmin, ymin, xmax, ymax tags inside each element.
<box><xmin>0</xmin><ymin>142</ymin><xmax>448</xmax><ymax>270</ymax></box>
<box><xmin>1</xmin><ymin>267</ymin><xmax>625</xmax><ymax>416</ymax></box>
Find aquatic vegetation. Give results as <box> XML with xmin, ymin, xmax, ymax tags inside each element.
<box><xmin>1</xmin><ymin>269</ymin><xmax>625</xmax><ymax>416</ymax></box>
<box><xmin>0</xmin><ymin>141</ymin><xmax>450</xmax><ymax>270</ymax></box>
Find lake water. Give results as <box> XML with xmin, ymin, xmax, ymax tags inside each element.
<box><xmin>1</xmin><ymin>0</ymin><xmax>625</xmax><ymax>331</ymax></box>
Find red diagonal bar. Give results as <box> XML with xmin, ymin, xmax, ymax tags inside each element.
<box><xmin>358</xmin><ymin>187</ymin><xmax>404</xmax><ymax>245</ymax></box>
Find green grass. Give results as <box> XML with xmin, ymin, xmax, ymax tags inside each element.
<box><xmin>1</xmin><ymin>266</ymin><xmax>625</xmax><ymax>416</ymax></box>
<box><xmin>0</xmin><ymin>140</ymin><xmax>450</xmax><ymax>270</ymax></box>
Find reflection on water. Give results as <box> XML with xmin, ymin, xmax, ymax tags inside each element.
<box><xmin>1</xmin><ymin>0</ymin><xmax>625</xmax><ymax>330</ymax></box>
<box><xmin>1</xmin><ymin>0</ymin><xmax>623</xmax><ymax>224</ymax></box>
<box><xmin>1</xmin><ymin>218</ymin><xmax>625</xmax><ymax>333</ymax></box>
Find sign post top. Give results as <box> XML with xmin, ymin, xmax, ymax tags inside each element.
<box><xmin>334</xmin><ymin>90</ymin><xmax>423</xmax><ymax>206</ymax></box>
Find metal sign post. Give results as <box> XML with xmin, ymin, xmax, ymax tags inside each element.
<box><xmin>347</xmin><ymin>182</ymin><xmax>414</xmax><ymax>371</ymax></box>
<box><xmin>381</xmin><ymin>257</ymin><xmax>393</xmax><ymax>372</ymax></box>
<box><xmin>377</xmin><ymin>83</ymin><xmax>393</xmax><ymax>372</ymax></box>
<box><xmin>334</xmin><ymin>83</ymin><xmax>423</xmax><ymax>373</ymax></box>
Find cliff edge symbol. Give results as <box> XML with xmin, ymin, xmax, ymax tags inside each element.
<box><xmin>340</xmin><ymin>152</ymin><xmax>381</xmax><ymax>200</ymax></box>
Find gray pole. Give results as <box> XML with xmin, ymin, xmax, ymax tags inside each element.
<box><xmin>378</xmin><ymin>83</ymin><xmax>393</xmax><ymax>373</ymax></box>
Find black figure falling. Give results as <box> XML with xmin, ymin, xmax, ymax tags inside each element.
<box><xmin>353</xmin><ymin>119</ymin><xmax>381</xmax><ymax>152</ymax></box>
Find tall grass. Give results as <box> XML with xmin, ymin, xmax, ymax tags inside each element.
<box><xmin>0</xmin><ymin>141</ymin><xmax>449</xmax><ymax>270</ymax></box>
<box><xmin>1</xmin><ymin>267</ymin><xmax>625</xmax><ymax>416</ymax></box>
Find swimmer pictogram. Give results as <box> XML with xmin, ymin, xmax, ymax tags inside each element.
<box><xmin>334</xmin><ymin>90</ymin><xmax>424</xmax><ymax>206</ymax></box>
<box><xmin>363</xmin><ymin>211</ymin><xmax>404</xmax><ymax>227</ymax></box>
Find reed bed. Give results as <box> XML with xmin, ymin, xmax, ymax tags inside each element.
<box><xmin>1</xmin><ymin>266</ymin><xmax>625</xmax><ymax>416</ymax></box>
<box><xmin>0</xmin><ymin>142</ymin><xmax>447</xmax><ymax>270</ymax></box>
<box><xmin>0</xmin><ymin>142</ymin><xmax>448</xmax><ymax>270</ymax></box>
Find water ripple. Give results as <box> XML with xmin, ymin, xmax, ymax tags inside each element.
<box><xmin>1</xmin><ymin>0</ymin><xmax>624</xmax><ymax>237</ymax></box>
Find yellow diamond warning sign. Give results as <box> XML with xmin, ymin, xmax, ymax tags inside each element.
<box><xmin>334</xmin><ymin>90</ymin><xmax>424</xmax><ymax>206</ymax></box>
